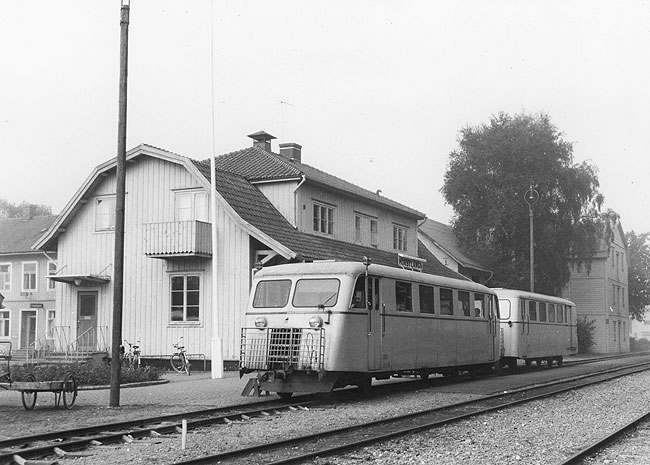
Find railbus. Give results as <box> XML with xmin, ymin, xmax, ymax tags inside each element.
<box><xmin>239</xmin><ymin>260</ymin><xmax>503</xmax><ymax>397</ymax></box>
<box><xmin>495</xmin><ymin>288</ymin><xmax>578</xmax><ymax>369</ymax></box>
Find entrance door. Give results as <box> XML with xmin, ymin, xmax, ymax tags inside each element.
<box><xmin>366</xmin><ymin>276</ymin><xmax>381</xmax><ymax>370</ymax></box>
<box><xmin>20</xmin><ymin>311</ymin><xmax>37</xmax><ymax>349</ymax></box>
<box><xmin>77</xmin><ymin>292</ymin><xmax>98</xmax><ymax>351</ymax></box>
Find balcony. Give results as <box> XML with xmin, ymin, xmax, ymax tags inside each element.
<box><xmin>143</xmin><ymin>220</ymin><xmax>212</xmax><ymax>258</ymax></box>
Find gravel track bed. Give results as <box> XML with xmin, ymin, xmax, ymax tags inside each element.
<box><xmin>20</xmin><ymin>370</ymin><xmax>650</xmax><ymax>465</ymax></box>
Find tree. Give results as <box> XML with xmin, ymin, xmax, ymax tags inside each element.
<box><xmin>442</xmin><ymin>112</ymin><xmax>614</xmax><ymax>295</ymax></box>
<box><xmin>625</xmin><ymin>231</ymin><xmax>650</xmax><ymax>321</ymax></box>
<box><xmin>0</xmin><ymin>199</ymin><xmax>52</xmax><ymax>219</ymax></box>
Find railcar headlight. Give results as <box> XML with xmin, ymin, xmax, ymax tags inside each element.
<box><xmin>309</xmin><ymin>316</ymin><xmax>323</xmax><ymax>328</ymax></box>
<box><xmin>254</xmin><ymin>316</ymin><xmax>267</xmax><ymax>328</ymax></box>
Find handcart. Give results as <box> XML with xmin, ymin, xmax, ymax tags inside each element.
<box><xmin>0</xmin><ymin>341</ymin><xmax>78</xmax><ymax>410</ymax></box>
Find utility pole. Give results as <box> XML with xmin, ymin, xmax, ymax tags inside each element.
<box><xmin>110</xmin><ymin>0</ymin><xmax>130</xmax><ymax>407</ymax></box>
<box><xmin>524</xmin><ymin>184</ymin><xmax>539</xmax><ymax>293</ymax></box>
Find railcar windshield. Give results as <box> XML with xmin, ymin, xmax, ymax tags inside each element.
<box><xmin>293</xmin><ymin>278</ymin><xmax>340</xmax><ymax>307</ymax></box>
<box><xmin>253</xmin><ymin>280</ymin><xmax>292</xmax><ymax>308</ymax></box>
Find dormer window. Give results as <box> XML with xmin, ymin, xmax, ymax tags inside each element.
<box><xmin>313</xmin><ymin>202</ymin><xmax>334</xmax><ymax>235</ymax></box>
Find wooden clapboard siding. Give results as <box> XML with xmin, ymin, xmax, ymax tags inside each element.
<box><xmin>295</xmin><ymin>183</ymin><xmax>418</xmax><ymax>253</ymax></box>
<box><xmin>55</xmin><ymin>155</ymin><xmax>254</xmax><ymax>361</ymax></box>
<box><xmin>256</xmin><ymin>181</ymin><xmax>298</xmax><ymax>227</ymax></box>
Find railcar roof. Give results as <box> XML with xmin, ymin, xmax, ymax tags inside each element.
<box><xmin>255</xmin><ymin>261</ymin><xmax>495</xmax><ymax>294</ymax></box>
<box><xmin>491</xmin><ymin>288</ymin><xmax>576</xmax><ymax>306</ymax></box>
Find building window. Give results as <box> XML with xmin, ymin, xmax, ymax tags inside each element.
<box><xmin>170</xmin><ymin>274</ymin><xmax>201</xmax><ymax>323</ymax></box>
<box><xmin>175</xmin><ymin>190</ymin><xmax>208</xmax><ymax>222</ymax></box>
<box><xmin>354</xmin><ymin>215</ymin><xmax>362</xmax><ymax>244</ymax></box>
<box><xmin>370</xmin><ymin>219</ymin><xmax>378</xmax><ymax>247</ymax></box>
<box><xmin>393</xmin><ymin>225</ymin><xmax>408</xmax><ymax>252</ymax></box>
<box><xmin>47</xmin><ymin>310</ymin><xmax>56</xmax><ymax>334</ymax></box>
<box><xmin>0</xmin><ymin>310</ymin><xmax>9</xmax><ymax>337</ymax></box>
<box><xmin>22</xmin><ymin>262</ymin><xmax>37</xmax><ymax>292</ymax></box>
<box><xmin>0</xmin><ymin>264</ymin><xmax>11</xmax><ymax>292</ymax></box>
<box><xmin>47</xmin><ymin>262</ymin><xmax>56</xmax><ymax>290</ymax></box>
<box><xmin>313</xmin><ymin>202</ymin><xmax>334</xmax><ymax>235</ymax></box>
<box><xmin>95</xmin><ymin>195</ymin><xmax>116</xmax><ymax>231</ymax></box>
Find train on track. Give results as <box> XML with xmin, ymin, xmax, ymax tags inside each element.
<box><xmin>239</xmin><ymin>260</ymin><xmax>578</xmax><ymax>397</ymax></box>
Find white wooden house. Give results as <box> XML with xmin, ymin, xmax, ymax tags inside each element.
<box><xmin>34</xmin><ymin>131</ymin><xmax>462</xmax><ymax>369</ymax></box>
<box><xmin>563</xmin><ymin>221</ymin><xmax>630</xmax><ymax>354</ymax></box>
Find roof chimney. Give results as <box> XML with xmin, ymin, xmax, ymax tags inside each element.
<box><xmin>247</xmin><ymin>130</ymin><xmax>276</xmax><ymax>152</ymax></box>
<box><xmin>279</xmin><ymin>142</ymin><xmax>302</xmax><ymax>163</ymax></box>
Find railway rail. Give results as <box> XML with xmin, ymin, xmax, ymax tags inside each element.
<box><xmin>169</xmin><ymin>361</ymin><xmax>650</xmax><ymax>465</ymax></box>
<box><xmin>0</xmin><ymin>398</ymin><xmax>319</xmax><ymax>464</ymax></box>
<box><xmin>1</xmin><ymin>353</ymin><xmax>648</xmax><ymax>464</ymax></box>
<box><xmin>558</xmin><ymin>409</ymin><xmax>650</xmax><ymax>465</ymax></box>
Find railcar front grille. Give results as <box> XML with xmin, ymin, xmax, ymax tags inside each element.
<box><xmin>240</xmin><ymin>327</ymin><xmax>325</xmax><ymax>372</ymax></box>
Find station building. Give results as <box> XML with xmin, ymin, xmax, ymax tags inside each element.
<box><xmin>33</xmin><ymin>131</ymin><xmax>462</xmax><ymax>370</ymax></box>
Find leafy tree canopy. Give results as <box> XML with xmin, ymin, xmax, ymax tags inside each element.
<box><xmin>626</xmin><ymin>231</ymin><xmax>650</xmax><ymax>321</ymax></box>
<box><xmin>442</xmin><ymin>112</ymin><xmax>616</xmax><ymax>295</ymax></box>
<box><xmin>0</xmin><ymin>198</ymin><xmax>52</xmax><ymax>219</ymax></box>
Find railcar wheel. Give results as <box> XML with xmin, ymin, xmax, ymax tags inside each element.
<box><xmin>525</xmin><ymin>359</ymin><xmax>532</xmax><ymax>368</ymax></box>
<box><xmin>277</xmin><ymin>392</ymin><xmax>293</xmax><ymax>400</ymax></box>
<box><xmin>506</xmin><ymin>359</ymin><xmax>517</xmax><ymax>371</ymax></box>
<box><xmin>21</xmin><ymin>374</ymin><xmax>37</xmax><ymax>410</ymax></box>
<box><xmin>419</xmin><ymin>370</ymin><xmax>430</xmax><ymax>380</ymax></box>
<box><xmin>546</xmin><ymin>357</ymin><xmax>554</xmax><ymax>369</ymax></box>
<box><xmin>556</xmin><ymin>357</ymin><xmax>563</xmax><ymax>367</ymax></box>
<box><xmin>62</xmin><ymin>372</ymin><xmax>78</xmax><ymax>409</ymax></box>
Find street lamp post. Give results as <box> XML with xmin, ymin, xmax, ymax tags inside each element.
<box><xmin>524</xmin><ymin>184</ymin><xmax>539</xmax><ymax>293</ymax></box>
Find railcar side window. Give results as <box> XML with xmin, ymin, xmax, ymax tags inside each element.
<box><xmin>529</xmin><ymin>301</ymin><xmax>537</xmax><ymax>321</ymax></box>
<box><xmin>474</xmin><ymin>294</ymin><xmax>485</xmax><ymax>318</ymax></box>
<box><xmin>548</xmin><ymin>304</ymin><xmax>556</xmax><ymax>322</ymax></box>
<box><xmin>253</xmin><ymin>280</ymin><xmax>292</xmax><ymax>308</ymax></box>
<box><xmin>351</xmin><ymin>276</ymin><xmax>366</xmax><ymax>309</ymax></box>
<box><xmin>459</xmin><ymin>291</ymin><xmax>471</xmax><ymax>317</ymax></box>
<box><xmin>293</xmin><ymin>279</ymin><xmax>340</xmax><ymax>307</ymax></box>
<box><xmin>419</xmin><ymin>285</ymin><xmax>435</xmax><ymax>314</ymax></box>
<box><xmin>395</xmin><ymin>281</ymin><xmax>413</xmax><ymax>312</ymax></box>
<box><xmin>539</xmin><ymin>303</ymin><xmax>547</xmax><ymax>322</ymax></box>
<box><xmin>440</xmin><ymin>288</ymin><xmax>453</xmax><ymax>315</ymax></box>
<box><xmin>557</xmin><ymin>306</ymin><xmax>564</xmax><ymax>323</ymax></box>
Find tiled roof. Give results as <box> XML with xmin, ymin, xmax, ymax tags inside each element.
<box><xmin>210</xmin><ymin>146</ymin><xmax>424</xmax><ymax>218</ymax></box>
<box><xmin>0</xmin><ymin>215</ymin><xmax>57</xmax><ymax>254</ymax></box>
<box><xmin>419</xmin><ymin>218</ymin><xmax>491</xmax><ymax>272</ymax></box>
<box><xmin>192</xmin><ymin>159</ymin><xmax>465</xmax><ymax>280</ymax></box>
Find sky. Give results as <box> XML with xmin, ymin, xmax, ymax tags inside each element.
<box><xmin>2</xmin><ymin>1</ymin><xmax>649</xmax><ymax>234</ymax></box>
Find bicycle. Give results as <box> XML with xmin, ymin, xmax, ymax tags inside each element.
<box><xmin>122</xmin><ymin>340</ymin><xmax>141</xmax><ymax>369</ymax></box>
<box><xmin>170</xmin><ymin>338</ymin><xmax>190</xmax><ymax>375</ymax></box>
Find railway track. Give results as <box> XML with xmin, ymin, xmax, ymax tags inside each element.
<box><xmin>167</xmin><ymin>361</ymin><xmax>650</xmax><ymax>465</ymax></box>
<box><xmin>2</xmin><ymin>354</ymin><xmax>648</xmax><ymax>464</ymax></box>
<box><xmin>0</xmin><ymin>398</ymin><xmax>319</xmax><ymax>464</ymax></box>
<box><xmin>558</xmin><ymin>408</ymin><xmax>650</xmax><ymax>464</ymax></box>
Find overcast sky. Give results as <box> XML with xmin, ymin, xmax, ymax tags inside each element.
<box><xmin>2</xmin><ymin>1</ymin><xmax>649</xmax><ymax>234</ymax></box>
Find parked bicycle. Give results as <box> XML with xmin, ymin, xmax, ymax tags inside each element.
<box><xmin>170</xmin><ymin>338</ymin><xmax>190</xmax><ymax>375</ymax></box>
<box><xmin>122</xmin><ymin>340</ymin><xmax>141</xmax><ymax>369</ymax></box>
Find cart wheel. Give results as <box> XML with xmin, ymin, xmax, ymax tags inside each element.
<box><xmin>62</xmin><ymin>372</ymin><xmax>78</xmax><ymax>409</ymax></box>
<box><xmin>21</xmin><ymin>374</ymin><xmax>37</xmax><ymax>410</ymax></box>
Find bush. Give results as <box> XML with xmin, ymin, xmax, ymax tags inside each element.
<box><xmin>630</xmin><ymin>337</ymin><xmax>650</xmax><ymax>352</ymax></box>
<box><xmin>9</xmin><ymin>359</ymin><xmax>164</xmax><ymax>385</ymax></box>
<box><xmin>577</xmin><ymin>316</ymin><xmax>597</xmax><ymax>354</ymax></box>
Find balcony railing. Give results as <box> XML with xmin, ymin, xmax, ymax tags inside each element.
<box><xmin>143</xmin><ymin>220</ymin><xmax>212</xmax><ymax>258</ymax></box>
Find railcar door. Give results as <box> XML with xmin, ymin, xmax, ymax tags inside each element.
<box><xmin>366</xmin><ymin>276</ymin><xmax>381</xmax><ymax>370</ymax></box>
<box><xmin>521</xmin><ymin>299</ymin><xmax>529</xmax><ymax>358</ymax></box>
